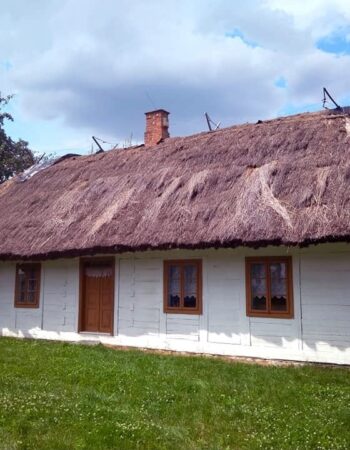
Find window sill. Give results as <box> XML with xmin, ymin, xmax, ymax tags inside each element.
<box><xmin>247</xmin><ymin>312</ymin><xmax>294</xmax><ymax>319</ymax></box>
<box><xmin>14</xmin><ymin>304</ymin><xmax>40</xmax><ymax>309</ymax></box>
<box><xmin>164</xmin><ymin>309</ymin><xmax>202</xmax><ymax>315</ymax></box>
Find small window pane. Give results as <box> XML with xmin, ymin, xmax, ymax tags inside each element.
<box><xmin>271</xmin><ymin>296</ymin><xmax>287</xmax><ymax>311</ymax></box>
<box><xmin>251</xmin><ymin>263</ymin><xmax>267</xmax><ymax>311</ymax></box>
<box><xmin>28</xmin><ymin>280</ymin><xmax>37</xmax><ymax>291</ymax></box>
<box><xmin>28</xmin><ymin>268</ymin><xmax>37</xmax><ymax>279</ymax></box>
<box><xmin>270</xmin><ymin>263</ymin><xmax>286</xmax><ymax>280</ymax></box>
<box><xmin>17</xmin><ymin>271</ymin><xmax>26</xmax><ymax>303</ymax></box>
<box><xmin>252</xmin><ymin>295</ymin><xmax>267</xmax><ymax>310</ymax></box>
<box><xmin>251</xmin><ymin>276</ymin><xmax>267</xmax><ymax>297</ymax></box>
<box><xmin>184</xmin><ymin>296</ymin><xmax>196</xmax><ymax>308</ymax></box>
<box><xmin>251</xmin><ymin>263</ymin><xmax>266</xmax><ymax>279</ymax></box>
<box><xmin>168</xmin><ymin>265</ymin><xmax>181</xmax><ymax>307</ymax></box>
<box><xmin>270</xmin><ymin>262</ymin><xmax>287</xmax><ymax>311</ymax></box>
<box><xmin>184</xmin><ymin>265</ymin><xmax>197</xmax><ymax>308</ymax></box>
<box><xmin>19</xmin><ymin>274</ymin><xmax>26</xmax><ymax>292</ymax></box>
<box><xmin>27</xmin><ymin>291</ymin><xmax>36</xmax><ymax>304</ymax></box>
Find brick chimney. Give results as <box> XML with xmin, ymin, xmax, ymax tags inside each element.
<box><xmin>144</xmin><ymin>109</ymin><xmax>170</xmax><ymax>146</ymax></box>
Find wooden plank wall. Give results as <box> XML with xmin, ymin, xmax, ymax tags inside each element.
<box><xmin>0</xmin><ymin>245</ymin><xmax>350</xmax><ymax>363</ymax></box>
<box><xmin>300</xmin><ymin>252</ymin><xmax>350</xmax><ymax>353</ymax></box>
<box><xmin>0</xmin><ymin>260</ymin><xmax>78</xmax><ymax>334</ymax></box>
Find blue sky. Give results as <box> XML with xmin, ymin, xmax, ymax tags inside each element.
<box><xmin>317</xmin><ymin>26</ymin><xmax>350</xmax><ymax>55</ymax></box>
<box><xmin>1</xmin><ymin>0</ymin><xmax>350</xmax><ymax>157</ymax></box>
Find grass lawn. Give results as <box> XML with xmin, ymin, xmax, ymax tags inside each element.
<box><xmin>0</xmin><ymin>339</ymin><xmax>349</xmax><ymax>450</ymax></box>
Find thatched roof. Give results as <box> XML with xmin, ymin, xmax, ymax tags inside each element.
<box><xmin>1</xmin><ymin>109</ymin><xmax>350</xmax><ymax>260</ymax></box>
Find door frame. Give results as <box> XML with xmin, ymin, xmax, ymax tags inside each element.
<box><xmin>78</xmin><ymin>256</ymin><xmax>116</xmax><ymax>335</ymax></box>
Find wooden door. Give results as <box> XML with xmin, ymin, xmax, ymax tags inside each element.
<box><xmin>80</xmin><ymin>259</ymin><xmax>114</xmax><ymax>334</ymax></box>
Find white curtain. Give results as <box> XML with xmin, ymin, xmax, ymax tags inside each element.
<box><xmin>85</xmin><ymin>267</ymin><xmax>113</xmax><ymax>278</ymax></box>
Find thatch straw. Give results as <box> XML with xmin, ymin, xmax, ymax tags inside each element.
<box><xmin>1</xmin><ymin>109</ymin><xmax>350</xmax><ymax>260</ymax></box>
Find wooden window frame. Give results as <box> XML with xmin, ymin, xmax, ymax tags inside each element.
<box><xmin>14</xmin><ymin>263</ymin><xmax>41</xmax><ymax>308</ymax></box>
<box><xmin>245</xmin><ymin>256</ymin><xmax>294</xmax><ymax>319</ymax></box>
<box><xmin>163</xmin><ymin>259</ymin><xmax>202</xmax><ymax>315</ymax></box>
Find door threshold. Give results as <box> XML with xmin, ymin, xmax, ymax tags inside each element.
<box><xmin>79</xmin><ymin>331</ymin><xmax>112</xmax><ymax>336</ymax></box>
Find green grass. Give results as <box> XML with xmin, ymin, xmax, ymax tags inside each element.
<box><xmin>0</xmin><ymin>338</ymin><xmax>349</xmax><ymax>449</ymax></box>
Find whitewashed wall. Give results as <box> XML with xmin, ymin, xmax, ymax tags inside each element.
<box><xmin>0</xmin><ymin>259</ymin><xmax>79</xmax><ymax>340</ymax></box>
<box><xmin>300</xmin><ymin>251</ymin><xmax>350</xmax><ymax>361</ymax></box>
<box><xmin>1</xmin><ymin>244</ymin><xmax>350</xmax><ymax>364</ymax></box>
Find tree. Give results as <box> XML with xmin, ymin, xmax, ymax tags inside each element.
<box><xmin>0</xmin><ymin>94</ymin><xmax>35</xmax><ymax>183</ymax></box>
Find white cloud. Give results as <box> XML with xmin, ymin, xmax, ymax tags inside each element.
<box><xmin>0</xmin><ymin>0</ymin><xmax>349</xmax><ymax>153</ymax></box>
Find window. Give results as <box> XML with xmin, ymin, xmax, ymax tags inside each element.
<box><xmin>246</xmin><ymin>257</ymin><xmax>293</xmax><ymax>318</ymax></box>
<box><xmin>163</xmin><ymin>260</ymin><xmax>202</xmax><ymax>314</ymax></box>
<box><xmin>14</xmin><ymin>263</ymin><xmax>41</xmax><ymax>308</ymax></box>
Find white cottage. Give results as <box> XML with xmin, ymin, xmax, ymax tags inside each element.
<box><xmin>1</xmin><ymin>108</ymin><xmax>350</xmax><ymax>365</ymax></box>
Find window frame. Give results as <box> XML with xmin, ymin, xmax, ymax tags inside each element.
<box><xmin>14</xmin><ymin>263</ymin><xmax>41</xmax><ymax>308</ymax></box>
<box><xmin>163</xmin><ymin>259</ymin><xmax>202</xmax><ymax>315</ymax></box>
<box><xmin>245</xmin><ymin>256</ymin><xmax>294</xmax><ymax>319</ymax></box>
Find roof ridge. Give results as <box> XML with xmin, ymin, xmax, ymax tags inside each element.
<box><xmin>51</xmin><ymin>108</ymin><xmax>349</xmax><ymax>161</ymax></box>
<box><xmin>156</xmin><ymin>109</ymin><xmax>343</xmax><ymax>148</ymax></box>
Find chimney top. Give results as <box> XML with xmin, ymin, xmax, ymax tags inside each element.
<box><xmin>145</xmin><ymin>108</ymin><xmax>170</xmax><ymax>116</ymax></box>
<box><xmin>144</xmin><ymin>109</ymin><xmax>170</xmax><ymax>147</ymax></box>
